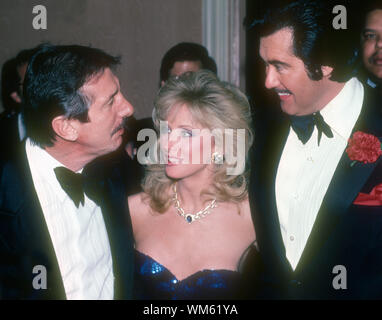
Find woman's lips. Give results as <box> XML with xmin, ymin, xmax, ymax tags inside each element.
<box><xmin>167</xmin><ymin>157</ymin><xmax>182</xmax><ymax>165</ymax></box>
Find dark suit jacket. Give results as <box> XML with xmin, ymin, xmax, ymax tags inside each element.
<box><xmin>0</xmin><ymin>112</ymin><xmax>22</xmax><ymax>154</ymax></box>
<box><xmin>249</xmin><ymin>86</ymin><xmax>382</xmax><ymax>299</ymax></box>
<box><xmin>0</xmin><ymin>142</ymin><xmax>136</xmax><ymax>299</ymax></box>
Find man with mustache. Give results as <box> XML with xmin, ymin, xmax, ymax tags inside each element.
<box><xmin>0</xmin><ymin>44</ymin><xmax>136</xmax><ymax>299</ymax></box>
<box><xmin>249</xmin><ymin>0</ymin><xmax>382</xmax><ymax>299</ymax></box>
<box><xmin>361</xmin><ymin>1</ymin><xmax>382</xmax><ymax>91</ymax></box>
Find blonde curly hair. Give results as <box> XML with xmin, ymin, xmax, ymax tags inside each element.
<box><xmin>142</xmin><ymin>70</ymin><xmax>254</xmax><ymax>213</ymax></box>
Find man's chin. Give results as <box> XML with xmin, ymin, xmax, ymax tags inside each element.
<box><xmin>369</xmin><ymin>69</ymin><xmax>382</xmax><ymax>82</ymax></box>
<box><xmin>280</xmin><ymin>102</ymin><xmax>296</xmax><ymax>115</ymax></box>
<box><xmin>105</xmin><ymin>137</ymin><xmax>123</xmax><ymax>155</ymax></box>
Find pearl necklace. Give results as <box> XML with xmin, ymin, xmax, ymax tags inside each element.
<box><xmin>172</xmin><ymin>184</ymin><xmax>218</xmax><ymax>223</ymax></box>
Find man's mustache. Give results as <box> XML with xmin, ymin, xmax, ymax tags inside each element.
<box><xmin>111</xmin><ymin>117</ymin><xmax>128</xmax><ymax>136</ymax></box>
<box><xmin>275</xmin><ymin>89</ymin><xmax>292</xmax><ymax>94</ymax></box>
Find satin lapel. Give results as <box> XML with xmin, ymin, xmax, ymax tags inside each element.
<box><xmin>100</xmin><ymin>186</ymin><xmax>134</xmax><ymax>300</ymax></box>
<box><xmin>250</xmin><ymin>111</ymin><xmax>293</xmax><ymax>277</ymax></box>
<box><xmin>84</xmin><ymin>158</ymin><xmax>135</xmax><ymax>299</ymax></box>
<box><xmin>295</xmin><ymin>88</ymin><xmax>382</xmax><ymax>273</ymax></box>
<box><xmin>11</xmin><ymin>143</ymin><xmax>65</xmax><ymax>299</ymax></box>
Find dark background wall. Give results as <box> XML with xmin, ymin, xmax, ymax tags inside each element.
<box><xmin>0</xmin><ymin>0</ymin><xmax>202</xmax><ymax>118</ymax></box>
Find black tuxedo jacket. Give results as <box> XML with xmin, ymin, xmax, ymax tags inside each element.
<box><xmin>0</xmin><ymin>143</ymin><xmax>135</xmax><ymax>299</ymax></box>
<box><xmin>249</xmin><ymin>86</ymin><xmax>382</xmax><ymax>299</ymax></box>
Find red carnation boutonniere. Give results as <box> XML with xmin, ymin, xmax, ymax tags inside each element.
<box><xmin>346</xmin><ymin>131</ymin><xmax>382</xmax><ymax>167</ymax></box>
<box><xmin>347</xmin><ymin>131</ymin><xmax>382</xmax><ymax>206</ymax></box>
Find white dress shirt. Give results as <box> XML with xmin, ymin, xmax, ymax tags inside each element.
<box><xmin>275</xmin><ymin>77</ymin><xmax>364</xmax><ymax>270</ymax></box>
<box><xmin>26</xmin><ymin>139</ymin><xmax>114</xmax><ymax>299</ymax></box>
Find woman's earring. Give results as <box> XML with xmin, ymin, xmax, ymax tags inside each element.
<box><xmin>211</xmin><ymin>152</ymin><xmax>224</xmax><ymax>164</ymax></box>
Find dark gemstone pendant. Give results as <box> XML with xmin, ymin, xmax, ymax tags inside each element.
<box><xmin>186</xmin><ymin>215</ymin><xmax>193</xmax><ymax>223</ymax></box>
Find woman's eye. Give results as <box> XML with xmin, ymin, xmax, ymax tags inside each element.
<box><xmin>181</xmin><ymin>130</ymin><xmax>192</xmax><ymax>137</ymax></box>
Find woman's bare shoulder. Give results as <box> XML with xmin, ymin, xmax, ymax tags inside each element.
<box><xmin>128</xmin><ymin>192</ymin><xmax>150</xmax><ymax>217</ymax></box>
<box><xmin>240</xmin><ymin>198</ymin><xmax>251</xmax><ymax>214</ymax></box>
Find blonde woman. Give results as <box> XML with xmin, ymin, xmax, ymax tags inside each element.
<box><xmin>128</xmin><ymin>71</ymin><xmax>259</xmax><ymax>299</ymax></box>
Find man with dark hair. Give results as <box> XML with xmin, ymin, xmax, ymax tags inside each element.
<box><xmin>1</xmin><ymin>58</ymin><xmax>19</xmax><ymax>115</ymax></box>
<box><xmin>11</xmin><ymin>47</ymin><xmax>38</xmax><ymax>106</ymax></box>
<box><xmin>1</xmin><ymin>48</ymin><xmax>36</xmax><ymax>116</ymax></box>
<box><xmin>159</xmin><ymin>42</ymin><xmax>217</xmax><ymax>86</ymax></box>
<box><xmin>360</xmin><ymin>1</ymin><xmax>382</xmax><ymax>90</ymax></box>
<box><xmin>0</xmin><ymin>44</ymin><xmax>136</xmax><ymax>299</ymax></box>
<box><xmin>249</xmin><ymin>0</ymin><xmax>382</xmax><ymax>299</ymax></box>
<box><xmin>0</xmin><ymin>47</ymin><xmax>39</xmax><ymax>152</ymax></box>
<box><xmin>125</xmin><ymin>42</ymin><xmax>218</xmax><ymax>162</ymax></box>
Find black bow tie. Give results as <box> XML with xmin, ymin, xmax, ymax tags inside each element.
<box><xmin>54</xmin><ymin>167</ymin><xmax>86</xmax><ymax>208</ymax></box>
<box><xmin>289</xmin><ymin>111</ymin><xmax>334</xmax><ymax>146</ymax></box>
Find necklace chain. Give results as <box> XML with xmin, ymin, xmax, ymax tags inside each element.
<box><xmin>172</xmin><ymin>184</ymin><xmax>217</xmax><ymax>223</ymax></box>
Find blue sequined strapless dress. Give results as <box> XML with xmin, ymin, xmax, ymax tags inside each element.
<box><xmin>133</xmin><ymin>247</ymin><xmax>260</xmax><ymax>300</ymax></box>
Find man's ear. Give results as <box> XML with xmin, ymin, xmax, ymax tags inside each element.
<box><xmin>51</xmin><ymin>116</ymin><xmax>78</xmax><ymax>141</ymax></box>
<box><xmin>321</xmin><ymin>65</ymin><xmax>334</xmax><ymax>78</ymax></box>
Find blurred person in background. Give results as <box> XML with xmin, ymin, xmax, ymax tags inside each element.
<box><xmin>0</xmin><ymin>47</ymin><xmax>38</xmax><ymax>152</ymax></box>
<box><xmin>360</xmin><ymin>1</ymin><xmax>382</xmax><ymax>92</ymax></box>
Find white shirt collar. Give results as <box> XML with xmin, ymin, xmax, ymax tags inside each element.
<box><xmin>320</xmin><ymin>77</ymin><xmax>364</xmax><ymax>141</ymax></box>
<box><xmin>26</xmin><ymin>138</ymin><xmax>83</xmax><ymax>204</ymax></box>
